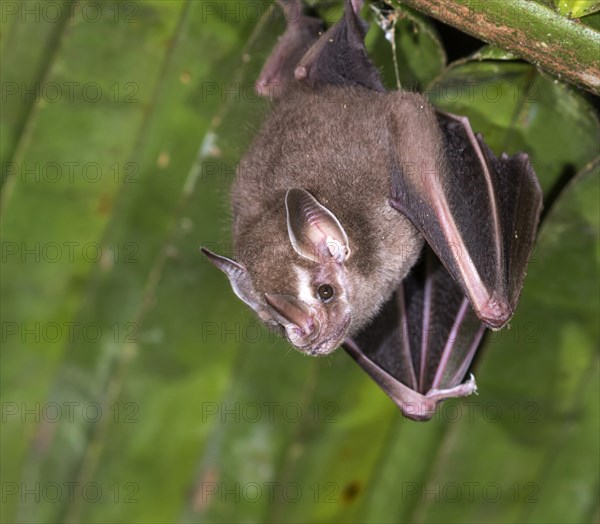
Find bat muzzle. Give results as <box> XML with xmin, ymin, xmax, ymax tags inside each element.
<box><xmin>264</xmin><ymin>293</ymin><xmax>351</xmax><ymax>356</ymax></box>
<box><xmin>303</xmin><ymin>314</ymin><xmax>352</xmax><ymax>356</ymax></box>
<box><xmin>264</xmin><ymin>293</ymin><xmax>322</xmax><ymax>347</ymax></box>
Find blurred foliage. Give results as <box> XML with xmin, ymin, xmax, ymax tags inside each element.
<box><xmin>1</xmin><ymin>1</ymin><xmax>598</xmax><ymax>524</ymax></box>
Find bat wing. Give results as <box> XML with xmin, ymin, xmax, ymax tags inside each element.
<box><xmin>343</xmin><ymin>247</ymin><xmax>484</xmax><ymax>421</ymax></box>
<box><xmin>390</xmin><ymin>112</ymin><xmax>543</xmax><ymax>329</ymax></box>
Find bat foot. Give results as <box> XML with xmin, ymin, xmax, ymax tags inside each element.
<box><xmin>426</xmin><ymin>374</ymin><xmax>478</xmax><ymax>403</ymax></box>
<box><xmin>401</xmin><ymin>376</ymin><xmax>478</xmax><ymax>421</ymax></box>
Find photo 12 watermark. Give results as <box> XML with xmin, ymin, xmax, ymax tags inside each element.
<box><xmin>2</xmin><ymin>321</ymin><xmax>139</xmax><ymax>345</ymax></box>
<box><xmin>2</xmin><ymin>242</ymin><xmax>139</xmax><ymax>264</ymax></box>
<box><xmin>1</xmin><ymin>82</ymin><xmax>139</xmax><ymax>105</ymax></box>
<box><xmin>2</xmin><ymin>161</ymin><xmax>140</xmax><ymax>184</ymax></box>
<box><xmin>196</xmin><ymin>481</ymin><xmax>341</xmax><ymax>505</ymax></box>
<box><xmin>201</xmin><ymin>401</ymin><xmax>339</xmax><ymax>424</ymax></box>
<box><xmin>1</xmin><ymin>1</ymin><xmax>140</xmax><ymax>24</ymax></box>
<box><xmin>1</xmin><ymin>481</ymin><xmax>139</xmax><ymax>504</ymax></box>
<box><xmin>2</xmin><ymin>401</ymin><xmax>140</xmax><ymax>424</ymax></box>
<box><xmin>399</xmin><ymin>400</ymin><xmax>540</xmax><ymax>424</ymax></box>
<box><xmin>401</xmin><ymin>481</ymin><xmax>539</xmax><ymax>504</ymax></box>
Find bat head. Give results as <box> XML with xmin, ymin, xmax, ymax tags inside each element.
<box><xmin>203</xmin><ymin>188</ymin><xmax>353</xmax><ymax>356</ymax></box>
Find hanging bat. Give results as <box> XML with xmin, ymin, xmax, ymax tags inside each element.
<box><xmin>202</xmin><ymin>0</ymin><xmax>542</xmax><ymax>420</ymax></box>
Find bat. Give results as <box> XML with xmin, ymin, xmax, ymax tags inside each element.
<box><xmin>202</xmin><ymin>0</ymin><xmax>542</xmax><ymax>420</ymax></box>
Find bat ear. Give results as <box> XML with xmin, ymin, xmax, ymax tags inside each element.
<box><xmin>201</xmin><ymin>248</ymin><xmax>264</xmax><ymax>313</ymax></box>
<box><xmin>285</xmin><ymin>188</ymin><xmax>350</xmax><ymax>264</ymax></box>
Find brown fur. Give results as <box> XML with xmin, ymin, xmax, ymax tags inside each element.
<box><xmin>231</xmin><ymin>84</ymin><xmax>448</xmax><ymax>335</ymax></box>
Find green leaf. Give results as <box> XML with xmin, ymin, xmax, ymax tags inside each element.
<box><xmin>582</xmin><ymin>10</ymin><xmax>600</xmax><ymax>28</ymax></box>
<box><xmin>555</xmin><ymin>0</ymin><xmax>600</xmax><ymax>18</ymax></box>
<box><xmin>427</xmin><ymin>60</ymin><xmax>600</xmax><ymax>194</ymax></box>
<box><xmin>469</xmin><ymin>45</ymin><xmax>520</xmax><ymax>61</ymax></box>
<box><xmin>1</xmin><ymin>1</ymin><xmax>276</xmax><ymax>522</ymax></box>
<box><xmin>1</xmin><ymin>2</ymin><xmax>186</xmax><ymax>521</ymax></box>
<box><xmin>0</xmin><ymin>0</ymin><xmax>71</xmax><ymax>181</ymax></box>
<box><xmin>367</xmin><ymin>3</ymin><xmax>446</xmax><ymax>91</ymax></box>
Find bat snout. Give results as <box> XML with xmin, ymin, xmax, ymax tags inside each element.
<box><xmin>300</xmin><ymin>314</ymin><xmax>352</xmax><ymax>357</ymax></box>
<box><xmin>264</xmin><ymin>293</ymin><xmax>352</xmax><ymax>356</ymax></box>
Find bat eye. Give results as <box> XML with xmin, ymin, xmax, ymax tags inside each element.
<box><xmin>317</xmin><ymin>284</ymin><xmax>334</xmax><ymax>302</ymax></box>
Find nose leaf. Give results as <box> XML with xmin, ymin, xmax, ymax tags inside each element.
<box><xmin>264</xmin><ymin>293</ymin><xmax>319</xmax><ymax>344</ymax></box>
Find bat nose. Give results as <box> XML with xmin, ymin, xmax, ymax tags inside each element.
<box><xmin>264</xmin><ymin>293</ymin><xmax>320</xmax><ymax>342</ymax></box>
<box><xmin>288</xmin><ymin>322</ymin><xmax>321</xmax><ymax>348</ymax></box>
<box><xmin>293</xmin><ymin>317</ymin><xmax>319</xmax><ymax>341</ymax></box>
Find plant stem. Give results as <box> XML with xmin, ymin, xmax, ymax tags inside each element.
<box><xmin>396</xmin><ymin>0</ymin><xmax>600</xmax><ymax>94</ymax></box>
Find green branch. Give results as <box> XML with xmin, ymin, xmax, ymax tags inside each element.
<box><xmin>395</xmin><ymin>0</ymin><xmax>600</xmax><ymax>94</ymax></box>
